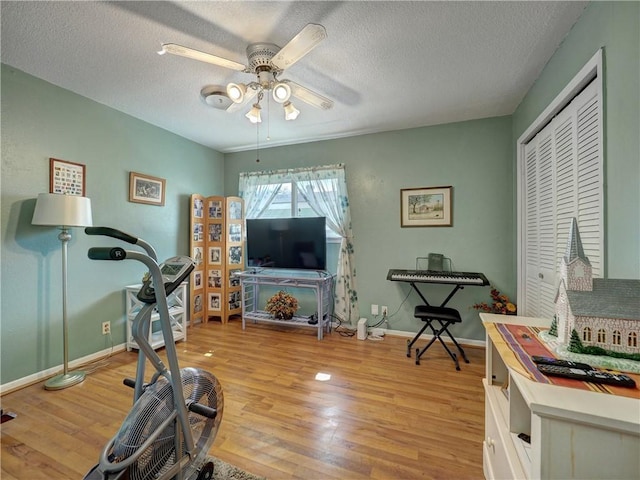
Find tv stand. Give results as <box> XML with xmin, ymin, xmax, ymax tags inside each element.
<box><xmin>236</xmin><ymin>269</ymin><xmax>335</xmax><ymax>340</ymax></box>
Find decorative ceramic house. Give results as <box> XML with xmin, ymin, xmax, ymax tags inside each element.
<box><xmin>554</xmin><ymin>218</ymin><xmax>640</xmax><ymax>354</ymax></box>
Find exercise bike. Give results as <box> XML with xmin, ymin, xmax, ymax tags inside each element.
<box><xmin>84</xmin><ymin>227</ymin><xmax>223</xmax><ymax>480</ymax></box>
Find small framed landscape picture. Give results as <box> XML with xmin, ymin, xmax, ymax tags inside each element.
<box><xmin>400</xmin><ymin>186</ymin><xmax>452</xmax><ymax>227</ymax></box>
<box><xmin>129</xmin><ymin>172</ymin><xmax>166</xmax><ymax>206</ymax></box>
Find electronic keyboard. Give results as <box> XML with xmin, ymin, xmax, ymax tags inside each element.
<box><xmin>387</xmin><ymin>269</ymin><xmax>489</xmax><ymax>286</ymax></box>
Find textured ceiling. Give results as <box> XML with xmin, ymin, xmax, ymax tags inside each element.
<box><xmin>1</xmin><ymin>1</ymin><xmax>588</xmax><ymax>153</ymax></box>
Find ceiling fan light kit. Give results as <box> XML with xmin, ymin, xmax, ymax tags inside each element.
<box><xmin>245</xmin><ymin>103</ymin><xmax>262</xmax><ymax>124</ymax></box>
<box><xmin>160</xmin><ymin>23</ymin><xmax>333</xmax><ymax>126</ymax></box>
<box><xmin>283</xmin><ymin>101</ymin><xmax>300</xmax><ymax>121</ymax></box>
<box><xmin>200</xmin><ymin>85</ymin><xmax>233</xmax><ymax>110</ymax></box>
<box><xmin>227</xmin><ymin>83</ymin><xmax>247</xmax><ymax>103</ymax></box>
<box><xmin>272</xmin><ymin>82</ymin><xmax>291</xmax><ymax>103</ymax></box>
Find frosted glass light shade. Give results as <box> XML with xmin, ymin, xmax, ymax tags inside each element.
<box><xmin>32</xmin><ymin>193</ymin><xmax>93</xmax><ymax>227</ymax></box>
<box><xmin>283</xmin><ymin>101</ymin><xmax>300</xmax><ymax>121</ymax></box>
<box><xmin>272</xmin><ymin>82</ymin><xmax>291</xmax><ymax>103</ymax></box>
<box><xmin>226</xmin><ymin>83</ymin><xmax>246</xmax><ymax>103</ymax></box>
<box><xmin>245</xmin><ymin>104</ymin><xmax>262</xmax><ymax>124</ymax></box>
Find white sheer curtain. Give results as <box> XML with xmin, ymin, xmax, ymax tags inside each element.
<box><xmin>238</xmin><ymin>164</ymin><xmax>359</xmax><ymax>325</ymax></box>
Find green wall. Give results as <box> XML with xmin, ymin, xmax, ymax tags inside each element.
<box><xmin>513</xmin><ymin>1</ymin><xmax>640</xmax><ymax>279</ymax></box>
<box><xmin>1</xmin><ymin>65</ymin><xmax>224</xmax><ymax>385</ymax></box>
<box><xmin>223</xmin><ymin>116</ymin><xmax>515</xmax><ymax>341</ymax></box>
<box><xmin>2</xmin><ymin>1</ymin><xmax>638</xmax><ymax>388</ymax></box>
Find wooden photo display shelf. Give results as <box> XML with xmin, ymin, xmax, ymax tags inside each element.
<box><xmin>189</xmin><ymin>194</ymin><xmax>244</xmax><ymax>324</ymax></box>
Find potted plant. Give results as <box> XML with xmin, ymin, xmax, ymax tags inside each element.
<box><xmin>265</xmin><ymin>290</ymin><xmax>299</xmax><ymax>320</ymax></box>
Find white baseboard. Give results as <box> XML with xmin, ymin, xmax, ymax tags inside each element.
<box><xmin>383</xmin><ymin>328</ymin><xmax>486</xmax><ymax>348</ymax></box>
<box><xmin>1</xmin><ymin>343</ymin><xmax>127</xmax><ymax>396</ymax></box>
<box><xmin>333</xmin><ymin>322</ymin><xmax>486</xmax><ymax>347</ymax></box>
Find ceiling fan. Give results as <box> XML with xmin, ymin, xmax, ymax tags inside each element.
<box><xmin>158</xmin><ymin>23</ymin><xmax>334</xmax><ymax>123</ymax></box>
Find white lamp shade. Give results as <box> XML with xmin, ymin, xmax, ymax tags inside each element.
<box><xmin>272</xmin><ymin>82</ymin><xmax>291</xmax><ymax>103</ymax></box>
<box><xmin>32</xmin><ymin>193</ymin><xmax>93</xmax><ymax>227</ymax></box>
<box><xmin>226</xmin><ymin>83</ymin><xmax>246</xmax><ymax>104</ymax></box>
<box><xmin>245</xmin><ymin>104</ymin><xmax>262</xmax><ymax>124</ymax></box>
<box><xmin>283</xmin><ymin>101</ymin><xmax>300</xmax><ymax>121</ymax></box>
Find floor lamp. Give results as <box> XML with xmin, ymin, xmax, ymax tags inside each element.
<box><xmin>32</xmin><ymin>193</ymin><xmax>93</xmax><ymax>390</ymax></box>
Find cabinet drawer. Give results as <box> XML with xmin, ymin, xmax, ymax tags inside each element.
<box><xmin>484</xmin><ymin>384</ymin><xmax>527</xmax><ymax>480</ymax></box>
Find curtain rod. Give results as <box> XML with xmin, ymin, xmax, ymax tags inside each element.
<box><xmin>239</xmin><ymin>163</ymin><xmax>344</xmax><ymax>178</ymax></box>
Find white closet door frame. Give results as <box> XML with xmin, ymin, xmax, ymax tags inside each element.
<box><xmin>516</xmin><ymin>49</ymin><xmax>604</xmax><ymax>316</ymax></box>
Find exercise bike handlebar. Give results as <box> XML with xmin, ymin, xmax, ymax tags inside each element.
<box><xmin>85</xmin><ymin>226</ymin><xmax>158</xmax><ymax>261</ymax></box>
<box><xmin>88</xmin><ymin>247</ymin><xmax>127</xmax><ymax>261</ymax></box>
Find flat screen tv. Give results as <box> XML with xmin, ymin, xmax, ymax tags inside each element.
<box><xmin>246</xmin><ymin>217</ymin><xmax>327</xmax><ymax>270</ymax></box>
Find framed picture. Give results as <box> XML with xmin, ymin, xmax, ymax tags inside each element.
<box><xmin>208</xmin><ymin>200</ymin><xmax>222</xmax><ymax>219</ymax></box>
<box><xmin>228</xmin><ymin>245</ymin><xmax>242</xmax><ymax>264</ymax></box>
<box><xmin>208</xmin><ymin>223</ymin><xmax>223</xmax><ymax>242</ymax></box>
<box><xmin>129</xmin><ymin>171</ymin><xmax>166</xmax><ymax>206</ymax></box>
<box><xmin>209</xmin><ymin>246</ymin><xmax>222</xmax><ymax>265</ymax></box>
<box><xmin>208</xmin><ymin>292</ymin><xmax>221</xmax><ymax>312</ymax></box>
<box><xmin>228</xmin><ymin>200</ymin><xmax>242</xmax><ymax>220</ymax></box>
<box><xmin>193</xmin><ymin>197</ymin><xmax>204</xmax><ymax>218</ymax></box>
<box><xmin>50</xmin><ymin>158</ymin><xmax>86</xmax><ymax>196</ymax></box>
<box><xmin>193</xmin><ymin>293</ymin><xmax>203</xmax><ymax>313</ymax></box>
<box><xmin>192</xmin><ymin>247</ymin><xmax>203</xmax><ymax>266</ymax></box>
<box><xmin>400</xmin><ymin>186</ymin><xmax>452</xmax><ymax>227</ymax></box>
<box><xmin>193</xmin><ymin>271</ymin><xmax>202</xmax><ymax>289</ymax></box>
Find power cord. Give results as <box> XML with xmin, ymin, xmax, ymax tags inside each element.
<box><xmin>332</xmin><ymin>313</ymin><xmax>357</xmax><ymax>337</ymax></box>
<box><xmin>81</xmin><ymin>329</ymin><xmax>115</xmax><ymax>374</ymax></box>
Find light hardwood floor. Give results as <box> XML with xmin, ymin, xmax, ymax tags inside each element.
<box><xmin>1</xmin><ymin>320</ymin><xmax>486</xmax><ymax>479</ymax></box>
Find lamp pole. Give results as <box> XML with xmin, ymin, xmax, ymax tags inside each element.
<box><xmin>44</xmin><ymin>226</ymin><xmax>86</xmax><ymax>390</ymax></box>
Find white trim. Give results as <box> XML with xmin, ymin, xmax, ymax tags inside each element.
<box><xmin>383</xmin><ymin>328</ymin><xmax>486</xmax><ymax>348</ymax></box>
<box><xmin>331</xmin><ymin>322</ymin><xmax>485</xmax><ymax>347</ymax></box>
<box><xmin>0</xmin><ymin>343</ymin><xmax>126</xmax><ymax>396</ymax></box>
<box><xmin>517</xmin><ymin>49</ymin><xmax>603</xmax><ymax>314</ymax></box>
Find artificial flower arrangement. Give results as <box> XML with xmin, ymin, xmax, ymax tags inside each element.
<box><xmin>472</xmin><ymin>286</ymin><xmax>517</xmax><ymax>315</ymax></box>
<box><xmin>265</xmin><ymin>290</ymin><xmax>299</xmax><ymax>319</ymax></box>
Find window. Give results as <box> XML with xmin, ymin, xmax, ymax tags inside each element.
<box><xmin>583</xmin><ymin>327</ymin><xmax>592</xmax><ymax>342</ymax></box>
<box><xmin>259</xmin><ymin>181</ymin><xmax>341</xmax><ymax>241</ymax></box>
<box><xmin>597</xmin><ymin>328</ymin><xmax>606</xmax><ymax>344</ymax></box>
<box><xmin>629</xmin><ymin>332</ymin><xmax>638</xmax><ymax>348</ymax></box>
<box><xmin>239</xmin><ymin>164</ymin><xmax>359</xmax><ymax>324</ymax></box>
<box><xmin>612</xmin><ymin>330</ymin><xmax>621</xmax><ymax>345</ymax></box>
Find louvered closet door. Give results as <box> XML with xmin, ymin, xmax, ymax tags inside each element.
<box><xmin>522</xmin><ymin>80</ymin><xmax>602</xmax><ymax>317</ymax></box>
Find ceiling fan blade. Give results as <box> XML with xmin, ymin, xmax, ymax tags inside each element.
<box><xmin>159</xmin><ymin>43</ymin><xmax>246</xmax><ymax>72</ymax></box>
<box><xmin>286</xmin><ymin>81</ymin><xmax>333</xmax><ymax>110</ymax></box>
<box><xmin>226</xmin><ymin>87</ymin><xmax>258</xmax><ymax>113</ymax></box>
<box><xmin>270</xmin><ymin>23</ymin><xmax>327</xmax><ymax>71</ymax></box>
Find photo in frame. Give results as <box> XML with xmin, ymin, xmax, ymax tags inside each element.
<box><xmin>129</xmin><ymin>172</ymin><xmax>166</xmax><ymax>206</ymax></box>
<box><xmin>193</xmin><ymin>271</ymin><xmax>202</xmax><ymax>289</ymax></box>
<box><xmin>193</xmin><ymin>197</ymin><xmax>204</xmax><ymax>218</ymax></box>
<box><xmin>209</xmin><ymin>247</ymin><xmax>222</xmax><ymax>265</ymax></box>
<box><xmin>193</xmin><ymin>293</ymin><xmax>203</xmax><ymax>313</ymax></box>
<box><xmin>208</xmin><ymin>292</ymin><xmax>221</xmax><ymax>312</ymax></box>
<box><xmin>50</xmin><ymin>158</ymin><xmax>86</xmax><ymax>196</ymax></box>
<box><xmin>400</xmin><ymin>186</ymin><xmax>452</xmax><ymax>227</ymax></box>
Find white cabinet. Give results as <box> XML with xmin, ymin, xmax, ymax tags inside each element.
<box><xmin>125</xmin><ymin>282</ymin><xmax>188</xmax><ymax>351</ymax></box>
<box><xmin>481</xmin><ymin>313</ymin><xmax>640</xmax><ymax>480</ymax></box>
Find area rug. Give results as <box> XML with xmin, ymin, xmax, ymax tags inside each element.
<box><xmin>207</xmin><ymin>457</ymin><xmax>266</xmax><ymax>480</ymax></box>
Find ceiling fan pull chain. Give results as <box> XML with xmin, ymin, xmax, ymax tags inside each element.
<box><xmin>256</xmin><ymin>122</ymin><xmax>260</xmax><ymax>163</ymax></box>
<box><xmin>266</xmin><ymin>94</ymin><xmax>271</xmax><ymax>141</ymax></box>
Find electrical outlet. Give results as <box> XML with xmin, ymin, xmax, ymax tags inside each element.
<box><xmin>371</xmin><ymin>304</ymin><xmax>379</xmax><ymax>315</ymax></box>
<box><xmin>102</xmin><ymin>321</ymin><xmax>111</xmax><ymax>335</ymax></box>
<box><xmin>381</xmin><ymin>306</ymin><xmax>388</xmax><ymax>317</ymax></box>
